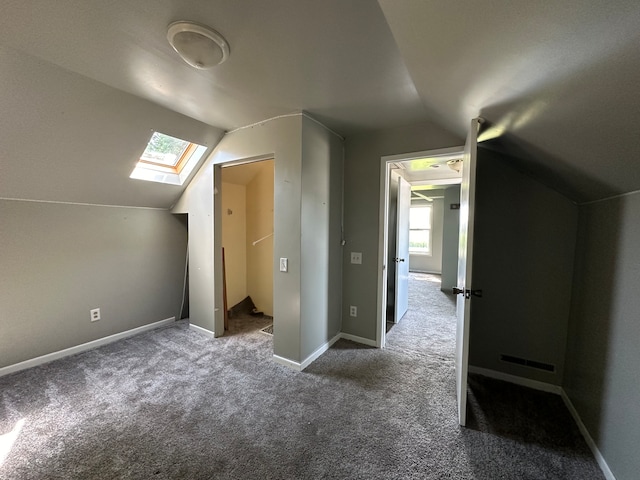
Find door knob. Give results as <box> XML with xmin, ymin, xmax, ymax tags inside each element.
<box><xmin>452</xmin><ymin>287</ymin><xmax>482</xmax><ymax>298</ymax></box>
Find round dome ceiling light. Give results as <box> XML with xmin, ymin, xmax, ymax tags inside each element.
<box><xmin>167</xmin><ymin>21</ymin><xmax>230</xmax><ymax>69</ymax></box>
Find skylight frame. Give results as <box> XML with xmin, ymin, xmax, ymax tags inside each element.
<box><xmin>130</xmin><ymin>131</ymin><xmax>208</xmax><ymax>186</ymax></box>
<box><xmin>138</xmin><ymin>132</ymin><xmax>198</xmax><ymax>173</ymax></box>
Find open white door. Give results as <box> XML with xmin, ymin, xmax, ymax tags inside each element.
<box><xmin>454</xmin><ymin>118</ymin><xmax>482</xmax><ymax>427</ymax></box>
<box><xmin>394</xmin><ymin>176</ymin><xmax>410</xmax><ymax>322</ymax></box>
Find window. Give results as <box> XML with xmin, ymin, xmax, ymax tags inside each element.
<box><xmin>409</xmin><ymin>205</ymin><xmax>432</xmax><ymax>254</ymax></box>
<box><xmin>130</xmin><ymin>131</ymin><xmax>207</xmax><ymax>185</ymax></box>
<box><xmin>140</xmin><ymin>132</ymin><xmax>193</xmax><ymax>170</ymax></box>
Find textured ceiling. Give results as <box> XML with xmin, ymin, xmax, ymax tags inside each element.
<box><xmin>1</xmin><ymin>0</ymin><xmax>639</xmax><ymax>205</ymax></box>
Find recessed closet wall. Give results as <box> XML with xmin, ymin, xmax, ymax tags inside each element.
<box><xmin>221</xmin><ymin>160</ymin><xmax>274</xmax><ymax>316</ymax></box>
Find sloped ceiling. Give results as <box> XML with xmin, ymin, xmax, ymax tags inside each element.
<box><xmin>1</xmin><ymin>0</ymin><xmax>639</xmax><ymax>206</ymax></box>
<box><xmin>379</xmin><ymin>0</ymin><xmax>640</xmax><ymax>203</ymax></box>
<box><xmin>0</xmin><ymin>45</ymin><xmax>223</xmax><ymax>208</ymax></box>
<box><xmin>0</xmin><ymin>0</ymin><xmax>426</xmax><ymax>134</ymax></box>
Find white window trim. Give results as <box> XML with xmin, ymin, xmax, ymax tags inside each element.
<box><xmin>409</xmin><ymin>204</ymin><xmax>433</xmax><ymax>256</ymax></box>
<box><xmin>131</xmin><ymin>144</ymin><xmax>208</xmax><ymax>186</ymax></box>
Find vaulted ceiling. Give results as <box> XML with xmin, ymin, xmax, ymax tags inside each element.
<box><xmin>1</xmin><ymin>0</ymin><xmax>638</xmax><ymax>206</ymax></box>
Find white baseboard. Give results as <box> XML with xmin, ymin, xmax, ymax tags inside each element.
<box><xmin>273</xmin><ymin>333</ymin><xmax>342</xmax><ymax>372</ymax></box>
<box><xmin>468</xmin><ymin>366</ymin><xmax>615</xmax><ymax>480</ymax></box>
<box><xmin>301</xmin><ymin>333</ymin><xmax>341</xmax><ymax>370</ymax></box>
<box><xmin>273</xmin><ymin>354</ymin><xmax>302</xmax><ymax>371</ymax></box>
<box><xmin>189</xmin><ymin>323</ymin><xmax>215</xmax><ymax>338</ymax></box>
<box><xmin>339</xmin><ymin>332</ymin><xmax>377</xmax><ymax>347</ymax></box>
<box><xmin>0</xmin><ymin>317</ymin><xmax>175</xmax><ymax>378</ymax></box>
<box><xmin>468</xmin><ymin>366</ymin><xmax>562</xmax><ymax>394</ymax></box>
<box><xmin>560</xmin><ymin>389</ymin><xmax>616</xmax><ymax>480</ymax></box>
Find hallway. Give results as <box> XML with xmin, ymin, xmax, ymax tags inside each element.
<box><xmin>386</xmin><ymin>272</ymin><xmax>457</xmax><ymax>359</ymax></box>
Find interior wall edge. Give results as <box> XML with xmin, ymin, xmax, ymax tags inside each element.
<box><xmin>578</xmin><ymin>187</ymin><xmax>640</xmax><ymax>206</ymax></box>
<box><xmin>560</xmin><ymin>389</ymin><xmax>617</xmax><ymax>480</ymax></box>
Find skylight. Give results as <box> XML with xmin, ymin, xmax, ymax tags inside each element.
<box><xmin>141</xmin><ymin>132</ymin><xmax>190</xmax><ymax>168</ymax></box>
<box><xmin>131</xmin><ymin>131</ymin><xmax>207</xmax><ymax>185</ymax></box>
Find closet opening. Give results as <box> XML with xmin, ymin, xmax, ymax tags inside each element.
<box><xmin>220</xmin><ymin>159</ymin><xmax>275</xmax><ymax>337</ymax></box>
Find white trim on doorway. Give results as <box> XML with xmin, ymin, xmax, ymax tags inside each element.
<box><xmin>377</xmin><ymin>146</ymin><xmax>464</xmax><ymax>349</ymax></box>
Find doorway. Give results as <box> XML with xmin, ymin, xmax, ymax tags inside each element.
<box><xmin>219</xmin><ymin>159</ymin><xmax>275</xmax><ymax>335</ymax></box>
<box><xmin>377</xmin><ymin>146</ymin><xmax>463</xmax><ymax>348</ymax></box>
<box><xmin>386</xmin><ymin>184</ymin><xmax>460</xmax><ymax>341</ymax></box>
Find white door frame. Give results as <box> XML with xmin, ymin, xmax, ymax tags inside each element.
<box><xmin>376</xmin><ymin>146</ymin><xmax>464</xmax><ymax>348</ymax></box>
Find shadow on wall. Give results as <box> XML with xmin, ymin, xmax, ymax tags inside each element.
<box><xmin>175</xmin><ymin>213</ymin><xmax>189</xmax><ymax>320</ymax></box>
<box><xmin>564</xmin><ymin>198</ymin><xmax>624</xmax><ymax>455</ymax></box>
<box><xmin>479</xmin><ymin>130</ymin><xmax>618</xmax><ymax>204</ymax></box>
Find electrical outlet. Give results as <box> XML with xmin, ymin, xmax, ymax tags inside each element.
<box><xmin>279</xmin><ymin>258</ymin><xmax>288</xmax><ymax>272</ymax></box>
<box><xmin>349</xmin><ymin>305</ymin><xmax>357</xmax><ymax>317</ymax></box>
<box><xmin>90</xmin><ymin>308</ymin><xmax>101</xmax><ymax>322</ymax></box>
<box><xmin>350</xmin><ymin>252</ymin><xmax>362</xmax><ymax>264</ymax></box>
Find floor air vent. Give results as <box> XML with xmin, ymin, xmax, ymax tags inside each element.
<box><xmin>500</xmin><ymin>354</ymin><xmax>555</xmax><ymax>372</ymax></box>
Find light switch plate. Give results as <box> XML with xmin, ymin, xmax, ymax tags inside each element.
<box><xmin>350</xmin><ymin>252</ymin><xmax>362</xmax><ymax>264</ymax></box>
<box><xmin>279</xmin><ymin>258</ymin><xmax>288</xmax><ymax>272</ymax></box>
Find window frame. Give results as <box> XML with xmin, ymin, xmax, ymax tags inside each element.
<box><xmin>130</xmin><ymin>131</ymin><xmax>208</xmax><ymax>186</ymax></box>
<box><xmin>138</xmin><ymin>138</ymin><xmax>199</xmax><ymax>174</ymax></box>
<box><xmin>409</xmin><ymin>204</ymin><xmax>433</xmax><ymax>256</ymax></box>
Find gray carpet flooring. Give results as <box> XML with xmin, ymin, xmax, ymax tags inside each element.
<box><xmin>0</xmin><ymin>273</ymin><xmax>604</xmax><ymax>479</ymax></box>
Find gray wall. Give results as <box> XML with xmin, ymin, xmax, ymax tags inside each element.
<box><xmin>0</xmin><ymin>200</ymin><xmax>187</xmax><ymax>368</ymax></box>
<box><xmin>469</xmin><ymin>148</ymin><xmax>578</xmax><ymax>385</ymax></box>
<box><xmin>441</xmin><ymin>186</ymin><xmax>460</xmax><ymax>292</ymax></box>
<box><xmin>301</xmin><ymin>116</ymin><xmax>344</xmax><ymax>359</ymax></box>
<box><xmin>564</xmin><ymin>194</ymin><xmax>640</xmax><ymax>480</ymax></box>
<box><xmin>173</xmin><ymin>158</ymin><xmax>216</xmax><ymax>336</ymax></box>
<box><xmin>342</xmin><ymin>122</ymin><xmax>462</xmax><ymax>341</ymax></box>
<box><xmin>174</xmin><ymin>114</ymin><xmax>343</xmax><ymax>365</ymax></box>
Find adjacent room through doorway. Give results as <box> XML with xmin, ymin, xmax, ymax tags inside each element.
<box><xmin>383</xmin><ymin>148</ymin><xmax>463</xmax><ymax>353</ymax></box>
<box><xmin>386</xmin><ymin>184</ymin><xmax>461</xmax><ymax>355</ymax></box>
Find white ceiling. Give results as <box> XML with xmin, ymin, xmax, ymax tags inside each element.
<box><xmin>1</xmin><ymin>0</ymin><xmax>639</xmax><ymax>206</ymax></box>
<box><xmin>393</xmin><ymin>149</ymin><xmax>463</xmax><ymax>185</ymax></box>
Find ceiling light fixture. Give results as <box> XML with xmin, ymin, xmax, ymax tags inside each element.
<box><xmin>167</xmin><ymin>21</ymin><xmax>230</xmax><ymax>69</ymax></box>
<box><xmin>447</xmin><ymin>159</ymin><xmax>463</xmax><ymax>173</ymax></box>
